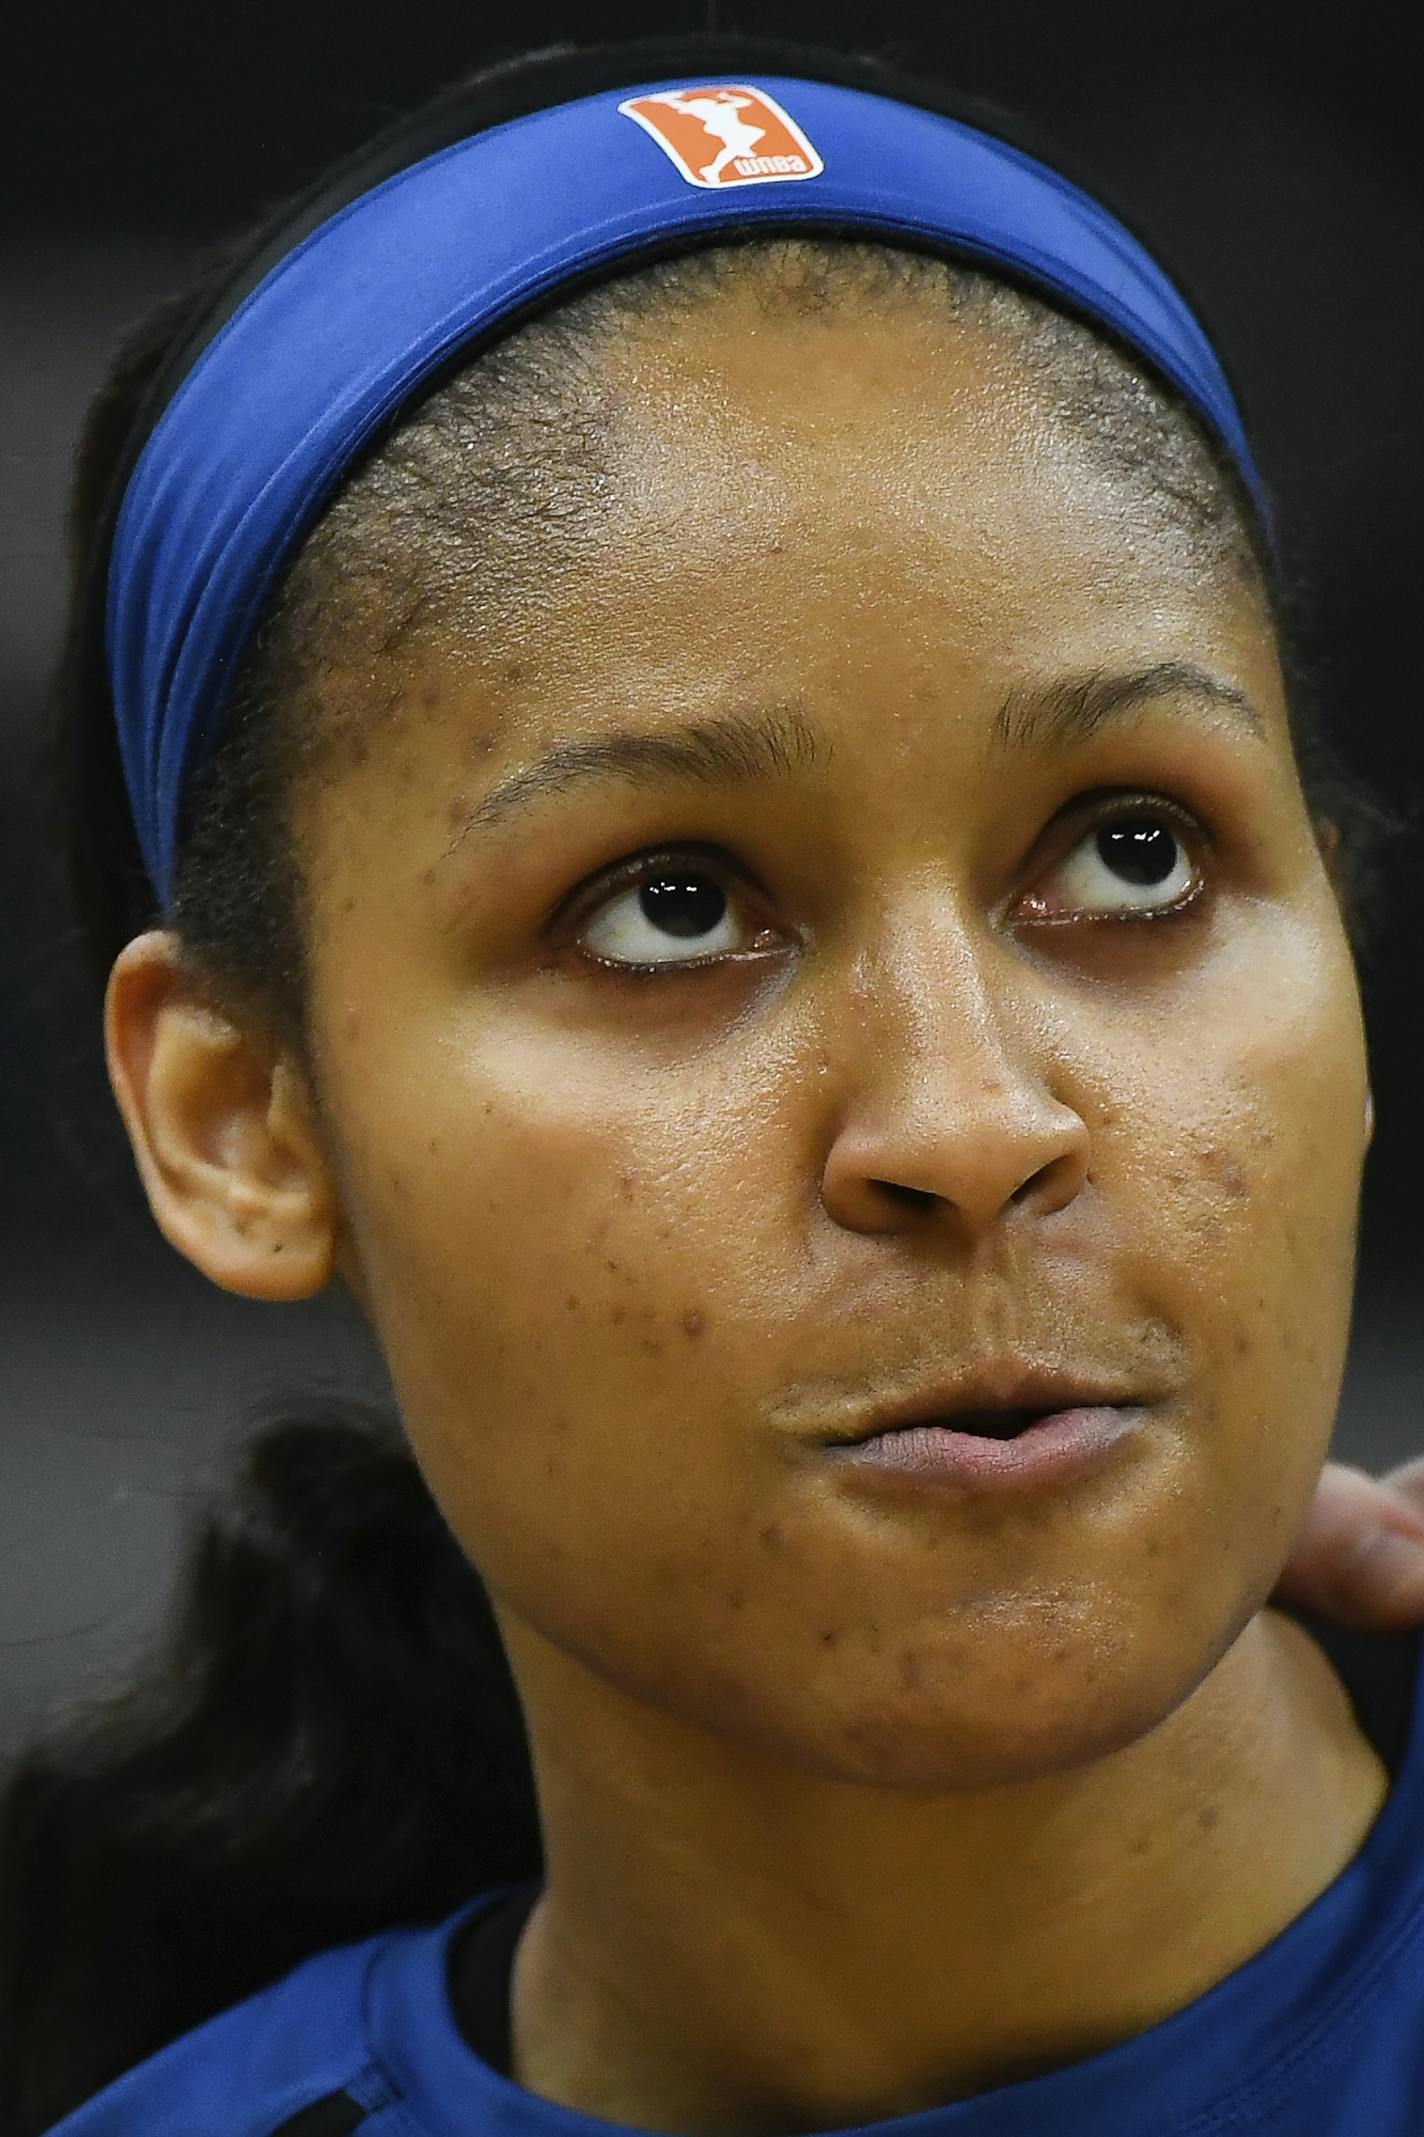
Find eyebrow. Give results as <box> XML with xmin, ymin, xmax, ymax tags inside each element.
<box><xmin>442</xmin><ymin>660</ymin><xmax>1264</xmax><ymax>858</ymax></box>
<box><xmin>991</xmin><ymin>659</ymin><xmax>1263</xmax><ymax>755</ymax></box>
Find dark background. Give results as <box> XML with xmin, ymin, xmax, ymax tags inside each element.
<box><xmin>2</xmin><ymin>2</ymin><xmax>1420</xmax><ymax>1753</ymax></box>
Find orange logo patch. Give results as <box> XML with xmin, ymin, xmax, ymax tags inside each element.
<box><xmin>617</xmin><ymin>85</ymin><xmax>825</xmax><ymax>190</ymax></box>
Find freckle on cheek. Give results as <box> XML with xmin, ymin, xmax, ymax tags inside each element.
<box><xmin>1200</xmin><ymin>1143</ymin><xmax>1250</xmax><ymax>1199</ymax></box>
<box><xmin>759</xmin><ymin>1523</ymin><xmax>783</xmax><ymax>1552</ymax></box>
<box><xmin>681</xmin><ymin>1309</ymin><xmax>705</xmax><ymax>1338</ymax></box>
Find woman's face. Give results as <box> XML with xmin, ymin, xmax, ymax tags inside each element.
<box><xmin>289</xmin><ymin>283</ymin><xmax>1370</xmax><ymax>1788</ymax></box>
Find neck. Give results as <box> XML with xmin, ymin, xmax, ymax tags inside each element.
<box><xmin>506</xmin><ymin>1609</ymin><xmax>1389</xmax><ymax>2135</ymax></box>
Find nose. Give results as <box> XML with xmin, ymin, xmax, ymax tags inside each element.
<box><xmin>816</xmin><ymin>920</ymin><xmax>1091</xmax><ymax>1246</ymax></box>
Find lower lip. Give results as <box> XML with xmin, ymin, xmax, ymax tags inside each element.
<box><xmin>822</xmin><ymin>1407</ymin><xmax>1147</xmax><ymax>1494</ymax></box>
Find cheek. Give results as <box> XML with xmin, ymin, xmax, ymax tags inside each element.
<box><xmin>338</xmin><ymin>1053</ymin><xmax>847</xmax><ymax>1764</ymax></box>
<box><xmin>1111</xmin><ymin>911</ymin><xmax>1367</xmax><ymax>1515</ymax></box>
<box><xmin>330</xmin><ymin>1042</ymin><xmax>786</xmax><ymax>1571</ymax></box>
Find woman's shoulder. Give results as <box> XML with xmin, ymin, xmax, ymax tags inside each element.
<box><xmin>41</xmin><ymin>1918</ymin><xmax>406</xmax><ymax>2137</ymax></box>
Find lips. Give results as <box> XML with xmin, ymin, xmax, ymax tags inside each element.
<box><xmin>823</xmin><ymin>1372</ymin><xmax>1148</xmax><ymax>1447</ymax></box>
<box><xmin>854</xmin><ymin>1407</ymin><xmax>1055</xmax><ymax>1443</ymax></box>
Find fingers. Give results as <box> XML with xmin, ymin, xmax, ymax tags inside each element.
<box><xmin>1270</xmin><ymin>1459</ymin><xmax>1424</xmax><ymax>1632</ymax></box>
<box><xmin>1375</xmin><ymin>1455</ymin><xmax>1424</xmax><ymax>1511</ymax></box>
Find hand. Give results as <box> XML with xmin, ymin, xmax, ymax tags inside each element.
<box><xmin>1272</xmin><ymin>1458</ymin><xmax>1424</xmax><ymax>1631</ymax></box>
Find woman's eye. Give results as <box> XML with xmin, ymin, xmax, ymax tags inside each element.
<box><xmin>571</xmin><ymin>854</ymin><xmax>770</xmax><ymax>971</ymax></box>
<box><xmin>565</xmin><ymin>802</ymin><xmax>1206</xmax><ymax>975</ymax></box>
<box><xmin>1026</xmin><ymin>803</ymin><xmax>1205</xmax><ymax>921</ymax></box>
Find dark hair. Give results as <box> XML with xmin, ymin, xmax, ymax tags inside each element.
<box><xmin>5</xmin><ymin>30</ymin><xmax>1413</xmax><ymax>2134</ymax></box>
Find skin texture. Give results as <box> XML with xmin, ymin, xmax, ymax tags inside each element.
<box><xmin>106</xmin><ymin>285</ymin><xmax>1396</xmax><ymax>2131</ymax></box>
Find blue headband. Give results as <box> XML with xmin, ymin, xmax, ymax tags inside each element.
<box><xmin>107</xmin><ymin>73</ymin><xmax>1275</xmax><ymax>914</ymax></box>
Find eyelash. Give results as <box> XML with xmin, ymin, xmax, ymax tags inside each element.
<box><xmin>557</xmin><ymin>791</ymin><xmax>1214</xmax><ymax>980</ymax></box>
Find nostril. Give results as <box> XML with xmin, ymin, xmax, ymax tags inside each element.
<box><xmin>1011</xmin><ymin>1160</ymin><xmax>1062</xmax><ymax>1205</ymax></box>
<box><xmin>879</xmin><ymin>1181</ymin><xmax>937</xmax><ymax>1211</ymax></box>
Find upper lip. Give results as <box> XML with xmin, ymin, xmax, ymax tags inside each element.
<box><xmin>820</xmin><ymin>1364</ymin><xmax>1153</xmax><ymax>1446</ymax></box>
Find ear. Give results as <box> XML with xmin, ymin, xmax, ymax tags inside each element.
<box><xmin>103</xmin><ymin>930</ymin><xmax>341</xmax><ymax>1302</ymax></box>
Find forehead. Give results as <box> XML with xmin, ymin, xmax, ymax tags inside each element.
<box><xmin>470</xmin><ymin>287</ymin><xmax>1270</xmax><ymax>703</ymax></box>
<box><xmin>297</xmin><ymin>277</ymin><xmax>1285</xmax><ymax>859</ymax></box>
<box><xmin>585</xmin><ymin>272</ymin><xmax>1197</xmax><ymax>491</ymax></box>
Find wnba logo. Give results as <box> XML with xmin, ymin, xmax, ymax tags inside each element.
<box><xmin>617</xmin><ymin>85</ymin><xmax>825</xmax><ymax>190</ymax></box>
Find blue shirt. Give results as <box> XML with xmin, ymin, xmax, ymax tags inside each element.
<box><xmin>45</xmin><ymin>1605</ymin><xmax>1424</xmax><ymax>2136</ymax></box>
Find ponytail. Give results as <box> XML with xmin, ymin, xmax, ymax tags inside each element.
<box><xmin>0</xmin><ymin>1395</ymin><xmax>540</xmax><ymax>2132</ymax></box>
